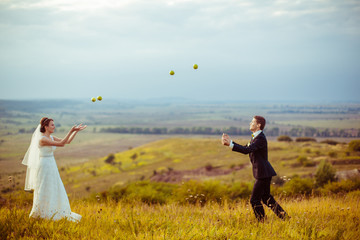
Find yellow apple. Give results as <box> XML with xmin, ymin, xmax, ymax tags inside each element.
<box><xmin>169</xmin><ymin>70</ymin><xmax>175</xmax><ymax>75</ymax></box>
<box><xmin>97</xmin><ymin>96</ymin><xmax>102</xmax><ymax>101</ymax></box>
<box><xmin>193</xmin><ymin>64</ymin><xmax>198</xmax><ymax>69</ymax></box>
<box><xmin>91</xmin><ymin>97</ymin><xmax>96</xmax><ymax>102</ymax></box>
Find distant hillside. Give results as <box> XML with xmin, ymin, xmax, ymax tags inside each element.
<box><xmin>60</xmin><ymin>138</ymin><xmax>359</xmax><ymax>198</ymax></box>
<box><xmin>0</xmin><ymin>99</ymin><xmax>81</xmax><ymax>113</ymax></box>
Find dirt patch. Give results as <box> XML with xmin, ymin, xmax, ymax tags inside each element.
<box><xmin>336</xmin><ymin>169</ymin><xmax>360</xmax><ymax>180</ymax></box>
<box><xmin>150</xmin><ymin>165</ymin><xmax>247</xmax><ymax>183</ymax></box>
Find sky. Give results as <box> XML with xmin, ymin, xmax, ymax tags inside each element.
<box><xmin>0</xmin><ymin>0</ymin><xmax>359</xmax><ymax>102</ymax></box>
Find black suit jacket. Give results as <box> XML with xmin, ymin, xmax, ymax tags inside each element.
<box><xmin>232</xmin><ymin>132</ymin><xmax>276</xmax><ymax>179</ymax></box>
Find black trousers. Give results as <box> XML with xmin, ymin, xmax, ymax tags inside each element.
<box><xmin>250</xmin><ymin>177</ymin><xmax>287</xmax><ymax>221</ymax></box>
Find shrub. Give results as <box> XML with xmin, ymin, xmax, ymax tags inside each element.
<box><xmin>128</xmin><ymin>181</ymin><xmax>175</xmax><ymax>204</ymax></box>
<box><xmin>174</xmin><ymin>180</ymin><xmax>206</xmax><ymax>205</ymax></box>
<box><xmin>303</xmin><ymin>148</ymin><xmax>311</xmax><ymax>153</ymax></box>
<box><xmin>277</xmin><ymin>135</ymin><xmax>293</xmax><ymax>142</ymax></box>
<box><xmin>104</xmin><ymin>154</ymin><xmax>115</xmax><ymax>164</ymax></box>
<box><xmin>271</xmin><ymin>175</ymin><xmax>285</xmax><ymax>186</ymax></box>
<box><xmin>348</xmin><ymin>140</ymin><xmax>360</xmax><ymax>152</ymax></box>
<box><xmin>297</xmin><ymin>156</ymin><xmax>307</xmax><ymax>165</ymax></box>
<box><xmin>320</xmin><ymin>139</ymin><xmax>339</xmax><ymax>145</ymax></box>
<box><xmin>1</xmin><ymin>190</ymin><xmax>33</xmax><ymax>208</ymax></box>
<box><xmin>106</xmin><ymin>181</ymin><xmax>176</xmax><ymax>204</ymax></box>
<box><xmin>303</xmin><ymin>160</ymin><xmax>316</xmax><ymax>167</ymax></box>
<box><xmin>296</xmin><ymin>137</ymin><xmax>317</xmax><ymax>142</ymax></box>
<box><xmin>174</xmin><ymin>180</ymin><xmax>227</xmax><ymax>205</ymax></box>
<box><xmin>322</xmin><ymin>179</ymin><xmax>360</xmax><ymax>194</ymax></box>
<box><xmin>328</xmin><ymin>151</ymin><xmax>337</xmax><ymax>158</ymax></box>
<box><xmin>347</xmin><ymin>190</ymin><xmax>360</xmax><ymax>199</ymax></box>
<box><xmin>228</xmin><ymin>182</ymin><xmax>252</xmax><ymax>200</ymax></box>
<box><xmin>282</xmin><ymin>177</ymin><xmax>314</xmax><ymax>196</ymax></box>
<box><xmin>297</xmin><ymin>156</ymin><xmax>316</xmax><ymax>167</ymax></box>
<box><xmin>202</xmin><ymin>180</ymin><xmax>228</xmax><ymax>203</ymax></box>
<box><xmin>315</xmin><ymin>160</ymin><xmax>336</xmax><ymax>187</ymax></box>
<box><xmin>314</xmin><ymin>150</ymin><xmax>321</xmax><ymax>156</ymax></box>
<box><xmin>205</xmin><ymin>163</ymin><xmax>213</xmax><ymax>171</ymax></box>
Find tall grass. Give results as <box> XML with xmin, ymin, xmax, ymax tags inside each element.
<box><xmin>1</xmin><ymin>191</ymin><xmax>360</xmax><ymax>239</ymax></box>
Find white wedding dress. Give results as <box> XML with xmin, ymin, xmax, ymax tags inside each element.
<box><xmin>28</xmin><ymin>135</ymin><xmax>81</xmax><ymax>222</ymax></box>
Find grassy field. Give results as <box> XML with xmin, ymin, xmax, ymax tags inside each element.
<box><xmin>56</xmin><ymin>137</ymin><xmax>360</xmax><ymax>197</ymax></box>
<box><xmin>0</xmin><ymin>132</ymin><xmax>173</xmax><ymax>173</ymax></box>
<box><xmin>1</xmin><ymin>101</ymin><xmax>360</xmax><ymax>239</ymax></box>
<box><xmin>0</xmin><ymin>132</ymin><xmax>174</xmax><ymax>195</ymax></box>
<box><xmin>1</xmin><ymin>191</ymin><xmax>360</xmax><ymax>239</ymax></box>
<box><xmin>2</xmin><ymin>133</ymin><xmax>360</xmax><ymax>198</ymax></box>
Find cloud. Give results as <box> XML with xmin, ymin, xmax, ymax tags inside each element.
<box><xmin>0</xmin><ymin>0</ymin><xmax>359</xmax><ymax>101</ymax></box>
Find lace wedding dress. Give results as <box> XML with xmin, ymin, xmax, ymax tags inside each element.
<box><xmin>28</xmin><ymin>135</ymin><xmax>81</xmax><ymax>222</ymax></box>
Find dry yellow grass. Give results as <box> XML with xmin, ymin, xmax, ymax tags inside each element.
<box><xmin>1</xmin><ymin>191</ymin><xmax>360</xmax><ymax>239</ymax></box>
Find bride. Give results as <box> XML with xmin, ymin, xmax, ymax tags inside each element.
<box><xmin>22</xmin><ymin>117</ymin><xmax>86</xmax><ymax>222</ymax></box>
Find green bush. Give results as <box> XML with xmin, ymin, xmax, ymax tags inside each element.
<box><xmin>347</xmin><ymin>190</ymin><xmax>360</xmax><ymax>199</ymax></box>
<box><xmin>105</xmin><ymin>186</ymin><xmax>126</xmax><ymax>202</ymax></box>
<box><xmin>88</xmin><ymin>175</ymin><xmax>360</xmax><ymax>205</ymax></box>
<box><xmin>296</xmin><ymin>137</ymin><xmax>317</xmax><ymax>142</ymax></box>
<box><xmin>271</xmin><ymin>175</ymin><xmax>285</xmax><ymax>186</ymax></box>
<box><xmin>320</xmin><ymin>139</ymin><xmax>339</xmax><ymax>145</ymax></box>
<box><xmin>348</xmin><ymin>140</ymin><xmax>360</xmax><ymax>152</ymax></box>
<box><xmin>0</xmin><ymin>190</ymin><xmax>33</xmax><ymax>208</ymax></box>
<box><xmin>277</xmin><ymin>135</ymin><xmax>293</xmax><ymax>142</ymax></box>
<box><xmin>296</xmin><ymin>156</ymin><xmax>315</xmax><ymax>167</ymax></box>
<box><xmin>303</xmin><ymin>160</ymin><xmax>316</xmax><ymax>167</ymax></box>
<box><xmin>105</xmin><ymin>181</ymin><xmax>176</xmax><ymax>204</ymax></box>
<box><xmin>174</xmin><ymin>180</ymin><xmax>204</xmax><ymax>205</ymax></box>
<box><xmin>228</xmin><ymin>182</ymin><xmax>252</xmax><ymax>200</ymax></box>
<box><xmin>328</xmin><ymin>151</ymin><xmax>337</xmax><ymax>158</ymax></box>
<box><xmin>174</xmin><ymin>180</ymin><xmax>227</xmax><ymax>205</ymax></box>
<box><xmin>104</xmin><ymin>153</ymin><xmax>115</xmax><ymax>164</ymax></box>
<box><xmin>303</xmin><ymin>148</ymin><xmax>311</xmax><ymax>153</ymax></box>
<box><xmin>297</xmin><ymin>156</ymin><xmax>307</xmax><ymax>166</ymax></box>
<box><xmin>202</xmin><ymin>180</ymin><xmax>228</xmax><ymax>203</ymax></box>
<box><xmin>128</xmin><ymin>181</ymin><xmax>175</xmax><ymax>204</ymax></box>
<box><xmin>322</xmin><ymin>179</ymin><xmax>360</xmax><ymax>194</ymax></box>
<box><xmin>282</xmin><ymin>177</ymin><xmax>314</xmax><ymax>196</ymax></box>
<box><xmin>315</xmin><ymin>160</ymin><xmax>336</xmax><ymax>187</ymax></box>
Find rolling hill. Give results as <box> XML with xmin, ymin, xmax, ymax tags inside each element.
<box><xmin>58</xmin><ymin>137</ymin><xmax>359</xmax><ymax>198</ymax></box>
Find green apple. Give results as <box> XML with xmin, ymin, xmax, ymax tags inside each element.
<box><xmin>169</xmin><ymin>70</ymin><xmax>175</xmax><ymax>75</ymax></box>
<box><xmin>193</xmin><ymin>64</ymin><xmax>198</xmax><ymax>69</ymax></box>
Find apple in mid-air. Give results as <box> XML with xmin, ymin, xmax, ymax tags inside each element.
<box><xmin>91</xmin><ymin>97</ymin><xmax>96</xmax><ymax>102</ymax></box>
<box><xmin>97</xmin><ymin>96</ymin><xmax>102</xmax><ymax>101</ymax></box>
<box><xmin>193</xmin><ymin>64</ymin><xmax>198</xmax><ymax>69</ymax></box>
<box><xmin>169</xmin><ymin>70</ymin><xmax>175</xmax><ymax>75</ymax></box>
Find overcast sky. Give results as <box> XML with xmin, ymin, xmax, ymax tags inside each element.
<box><xmin>0</xmin><ymin>0</ymin><xmax>359</xmax><ymax>102</ymax></box>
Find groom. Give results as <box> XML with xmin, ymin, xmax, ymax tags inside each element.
<box><xmin>222</xmin><ymin>116</ymin><xmax>288</xmax><ymax>221</ymax></box>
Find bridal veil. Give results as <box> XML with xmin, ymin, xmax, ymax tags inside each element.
<box><xmin>22</xmin><ymin>124</ymin><xmax>41</xmax><ymax>191</ymax></box>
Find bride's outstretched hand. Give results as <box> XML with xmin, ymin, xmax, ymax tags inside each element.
<box><xmin>70</xmin><ymin>125</ymin><xmax>78</xmax><ymax>132</ymax></box>
<box><xmin>74</xmin><ymin>124</ymin><xmax>87</xmax><ymax>131</ymax></box>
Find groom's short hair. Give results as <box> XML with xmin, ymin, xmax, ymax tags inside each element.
<box><xmin>254</xmin><ymin>116</ymin><xmax>266</xmax><ymax>130</ymax></box>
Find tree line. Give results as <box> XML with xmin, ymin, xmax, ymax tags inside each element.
<box><xmin>99</xmin><ymin>126</ymin><xmax>360</xmax><ymax>138</ymax></box>
<box><xmin>282</xmin><ymin>127</ymin><xmax>360</xmax><ymax>138</ymax></box>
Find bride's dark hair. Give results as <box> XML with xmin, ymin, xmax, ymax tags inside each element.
<box><xmin>40</xmin><ymin>117</ymin><xmax>53</xmax><ymax>133</ymax></box>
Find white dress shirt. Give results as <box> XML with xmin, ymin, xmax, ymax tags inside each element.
<box><xmin>229</xmin><ymin>130</ymin><xmax>262</xmax><ymax>149</ymax></box>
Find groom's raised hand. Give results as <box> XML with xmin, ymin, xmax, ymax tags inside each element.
<box><xmin>222</xmin><ymin>133</ymin><xmax>230</xmax><ymax>146</ymax></box>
